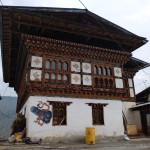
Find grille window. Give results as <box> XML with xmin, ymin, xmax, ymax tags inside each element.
<box><xmin>46</xmin><ymin>60</ymin><xmax>50</xmax><ymax>69</ymax></box>
<box><xmin>53</xmin><ymin>106</ymin><xmax>66</xmax><ymax>126</ymax></box>
<box><xmin>48</xmin><ymin>101</ymin><xmax>72</xmax><ymax>126</ymax></box>
<box><xmin>52</xmin><ymin>61</ymin><xmax>56</xmax><ymax>70</ymax></box>
<box><xmin>92</xmin><ymin>106</ymin><xmax>104</xmax><ymax>125</ymax></box>
<box><xmin>87</xmin><ymin>103</ymin><xmax>108</xmax><ymax>125</ymax></box>
<box><xmin>45</xmin><ymin>72</ymin><xmax>50</xmax><ymax>80</ymax></box>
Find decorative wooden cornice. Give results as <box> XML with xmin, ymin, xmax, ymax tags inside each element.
<box><xmin>86</xmin><ymin>103</ymin><xmax>108</xmax><ymax>107</ymax></box>
<box><xmin>21</xmin><ymin>34</ymin><xmax>131</xmax><ymax>65</ymax></box>
<box><xmin>25</xmin><ymin>87</ymin><xmax>135</xmax><ymax>102</ymax></box>
<box><xmin>48</xmin><ymin>101</ymin><xmax>72</xmax><ymax>106</ymax></box>
<box><xmin>123</xmin><ymin>68</ymin><xmax>137</xmax><ymax>78</ymax></box>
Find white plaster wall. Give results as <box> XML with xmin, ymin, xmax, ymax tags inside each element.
<box><xmin>20</xmin><ymin>96</ymin><xmax>124</xmax><ymax>141</ymax></box>
<box><xmin>122</xmin><ymin>102</ymin><xmax>136</xmax><ymax>125</ymax></box>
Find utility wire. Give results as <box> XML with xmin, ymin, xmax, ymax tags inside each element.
<box><xmin>79</xmin><ymin>0</ymin><xmax>88</xmax><ymax>10</ymax></box>
<box><xmin>135</xmin><ymin>81</ymin><xmax>150</xmax><ymax>87</ymax></box>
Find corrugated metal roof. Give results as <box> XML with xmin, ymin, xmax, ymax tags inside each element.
<box><xmin>130</xmin><ymin>102</ymin><xmax>150</xmax><ymax>109</ymax></box>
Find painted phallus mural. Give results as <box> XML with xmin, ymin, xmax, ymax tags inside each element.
<box><xmin>30</xmin><ymin>101</ymin><xmax>52</xmax><ymax>126</ymax></box>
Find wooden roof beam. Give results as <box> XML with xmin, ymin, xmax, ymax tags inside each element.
<box><xmin>12</xmin><ymin>19</ymin><xmax>138</xmax><ymax>48</ymax></box>
<box><xmin>12</xmin><ymin>12</ymin><xmax>142</xmax><ymax>44</ymax></box>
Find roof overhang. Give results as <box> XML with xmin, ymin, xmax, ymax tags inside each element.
<box><xmin>124</xmin><ymin>57</ymin><xmax>150</xmax><ymax>70</ymax></box>
<box><xmin>130</xmin><ymin>102</ymin><xmax>150</xmax><ymax>111</ymax></box>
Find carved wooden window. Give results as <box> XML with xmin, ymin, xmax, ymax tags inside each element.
<box><xmin>124</xmin><ymin>79</ymin><xmax>129</xmax><ymax>88</ymax></box>
<box><xmin>124</xmin><ymin>79</ymin><xmax>129</xmax><ymax>97</ymax></box>
<box><xmin>52</xmin><ymin>61</ymin><xmax>56</xmax><ymax>70</ymax></box>
<box><xmin>44</xmin><ymin>58</ymin><xmax>69</xmax><ymax>85</ymax></box>
<box><xmin>64</xmin><ymin>75</ymin><xmax>68</xmax><ymax>82</ymax></box>
<box><xmin>109</xmin><ymin>79</ymin><xmax>113</xmax><ymax>87</ymax></box>
<box><xmin>48</xmin><ymin>101</ymin><xmax>72</xmax><ymax>126</ymax></box>
<box><xmin>107</xmin><ymin>68</ymin><xmax>111</xmax><ymax>76</ymax></box>
<box><xmin>95</xmin><ymin>77</ymin><xmax>98</xmax><ymax>86</ymax></box>
<box><xmin>103</xmin><ymin>67</ymin><xmax>107</xmax><ymax>75</ymax></box>
<box><xmin>105</xmin><ymin>78</ymin><xmax>108</xmax><ymax>87</ymax></box>
<box><xmin>58</xmin><ymin>74</ymin><xmax>62</xmax><ymax>81</ymax></box>
<box><xmin>100</xmin><ymin>78</ymin><xmax>103</xmax><ymax>87</ymax></box>
<box><xmin>64</xmin><ymin>62</ymin><xmax>68</xmax><ymax>71</ymax></box>
<box><xmin>46</xmin><ymin>60</ymin><xmax>50</xmax><ymax>69</ymax></box>
<box><xmin>99</xmin><ymin>67</ymin><xmax>102</xmax><ymax>75</ymax></box>
<box><xmin>53</xmin><ymin>105</ymin><xmax>66</xmax><ymax>126</ymax></box>
<box><xmin>94</xmin><ymin>66</ymin><xmax>98</xmax><ymax>74</ymax></box>
<box><xmin>92</xmin><ymin>106</ymin><xmax>104</xmax><ymax>125</ymax></box>
<box><xmin>58</xmin><ymin>62</ymin><xmax>62</xmax><ymax>71</ymax></box>
<box><xmin>87</xmin><ymin>103</ymin><xmax>108</xmax><ymax>125</ymax></box>
<box><xmin>45</xmin><ymin>72</ymin><xmax>50</xmax><ymax>80</ymax></box>
<box><xmin>51</xmin><ymin>73</ymin><xmax>56</xmax><ymax>81</ymax></box>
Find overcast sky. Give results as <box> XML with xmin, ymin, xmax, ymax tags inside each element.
<box><xmin>0</xmin><ymin>0</ymin><xmax>150</xmax><ymax>97</ymax></box>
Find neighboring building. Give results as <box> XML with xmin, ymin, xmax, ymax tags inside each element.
<box><xmin>0</xmin><ymin>96</ymin><xmax>17</xmax><ymax>140</ymax></box>
<box><xmin>0</xmin><ymin>6</ymin><xmax>149</xmax><ymax>142</ymax></box>
<box><xmin>131</xmin><ymin>87</ymin><xmax>150</xmax><ymax>136</ymax></box>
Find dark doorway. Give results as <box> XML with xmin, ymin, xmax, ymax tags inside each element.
<box><xmin>140</xmin><ymin>111</ymin><xmax>150</xmax><ymax>136</ymax></box>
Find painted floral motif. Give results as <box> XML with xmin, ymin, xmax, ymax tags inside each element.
<box><xmin>73</xmin><ymin>63</ymin><xmax>80</xmax><ymax>71</ymax></box>
<box><xmin>71</xmin><ymin>61</ymin><xmax>80</xmax><ymax>72</ymax></box>
<box><xmin>73</xmin><ymin>75</ymin><xmax>80</xmax><ymax>83</ymax></box>
<box><xmin>71</xmin><ymin>74</ymin><xmax>81</xmax><ymax>85</ymax></box>
<box><xmin>83</xmin><ymin>75</ymin><xmax>92</xmax><ymax>86</ymax></box>
<box><xmin>84</xmin><ymin>64</ymin><xmax>90</xmax><ymax>70</ymax></box>
<box><xmin>34</xmin><ymin>58</ymin><xmax>41</xmax><ymax>66</ymax></box>
<box><xmin>82</xmin><ymin>63</ymin><xmax>91</xmax><ymax>73</ymax></box>
<box><xmin>31</xmin><ymin>56</ymin><xmax>42</xmax><ymax>68</ymax></box>
<box><xmin>114</xmin><ymin>67</ymin><xmax>122</xmax><ymax>77</ymax></box>
<box><xmin>84</xmin><ymin>76</ymin><xmax>90</xmax><ymax>83</ymax></box>
<box><xmin>33</xmin><ymin>71</ymin><xmax>40</xmax><ymax>79</ymax></box>
<box><xmin>30</xmin><ymin>69</ymin><xmax>42</xmax><ymax>81</ymax></box>
<box><xmin>116</xmin><ymin>69</ymin><xmax>120</xmax><ymax>75</ymax></box>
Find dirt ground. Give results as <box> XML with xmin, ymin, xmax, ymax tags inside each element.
<box><xmin>0</xmin><ymin>137</ymin><xmax>150</xmax><ymax>150</ymax></box>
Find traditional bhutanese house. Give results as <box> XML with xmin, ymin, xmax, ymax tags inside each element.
<box><xmin>130</xmin><ymin>87</ymin><xmax>150</xmax><ymax>136</ymax></box>
<box><xmin>0</xmin><ymin>6</ymin><xmax>149</xmax><ymax>142</ymax></box>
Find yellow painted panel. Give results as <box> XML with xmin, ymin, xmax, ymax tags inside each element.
<box><xmin>85</xmin><ymin>128</ymin><xmax>95</xmax><ymax>144</ymax></box>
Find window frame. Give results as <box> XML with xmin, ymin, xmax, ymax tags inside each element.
<box><xmin>92</xmin><ymin>106</ymin><xmax>104</xmax><ymax>125</ymax></box>
<box><xmin>87</xmin><ymin>103</ymin><xmax>108</xmax><ymax>126</ymax></box>
<box><xmin>48</xmin><ymin>101</ymin><xmax>72</xmax><ymax>126</ymax></box>
<box><xmin>52</xmin><ymin>105</ymin><xmax>67</xmax><ymax>126</ymax></box>
<box><xmin>45</xmin><ymin>60</ymin><xmax>50</xmax><ymax>69</ymax></box>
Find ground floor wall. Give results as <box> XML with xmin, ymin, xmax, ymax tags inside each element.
<box><xmin>20</xmin><ymin>96</ymin><xmax>124</xmax><ymax>142</ymax></box>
